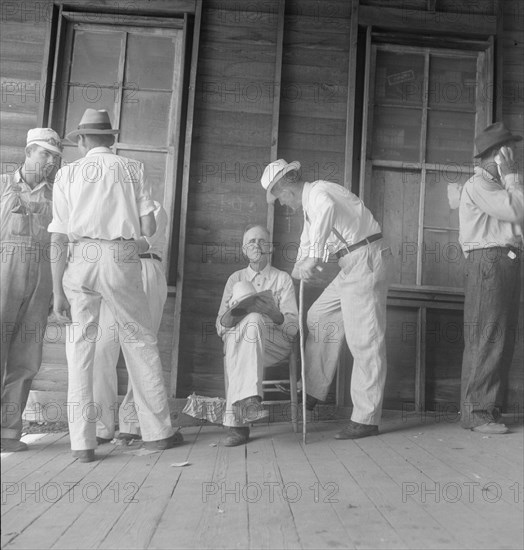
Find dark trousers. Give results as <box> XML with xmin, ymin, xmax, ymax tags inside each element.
<box><xmin>460</xmin><ymin>247</ymin><xmax>521</xmax><ymax>428</ymax></box>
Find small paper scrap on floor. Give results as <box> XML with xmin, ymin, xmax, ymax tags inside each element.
<box><xmin>209</xmin><ymin>443</ymin><xmax>217</xmax><ymax>447</ymax></box>
<box><xmin>170</xmin><ymin>461</ymin><xmax>190</xmax><ymax>467</ymax></box>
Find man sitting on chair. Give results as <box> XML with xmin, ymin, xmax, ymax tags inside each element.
<box><xmin>216</xmin><ymin>224</ymin><xmax>299</xmax><ymax>447</ymax></box>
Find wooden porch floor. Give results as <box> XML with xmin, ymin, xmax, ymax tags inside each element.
<box><xmin>2</xmin><ymin>411</ymin><xmax>523</xmax><ymax>550</ymax></box>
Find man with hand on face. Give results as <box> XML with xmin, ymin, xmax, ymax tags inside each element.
<box><xmin>1</xmin><ymin>128</ymin><xmax>62</xmax><ymax>452</ymax></box>
<box><xmin>262</xmin><ymin>159</ymin><xmax>392</xmax><ymax>440</ymax></box>
<box><xmin>216</xmin><ymin>224</ymin><xmax>299</xmax><ymax>447</ymax></box>
<box><xmin>459</xmin><ymin>122</ymin><xmax>523</xmax><ymax>435</ymax></box>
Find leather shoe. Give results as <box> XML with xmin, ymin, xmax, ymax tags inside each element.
<box><xmin>143</xmin><ymin>430</ymin><xmax>184</xmax><ymax>451</ymax></box>
<box><xmin>297</xmin><ymin>393</ymin><xmax>319</xmax><ymax>411</ymax></box>
<box><xmin>1</xmin><ymin>438</ymin><xmax>28</xmax><ymax>452</ymax></box>
<box><xmin>224</xmin><ymin>427</ymin><xmax>250</xmax><ymax>447</ymax></box>
<box><xmin>472</xmin><ymin>422</ymin><xmax>509</xmax><ymax>434</ymax></box>
<box><xmin>72</xmin><ymin>450</ymin><xmax>95</xmax><ymax>463</ymax></box>
<box><xmin>237</xmin><ymin>396</ymin><xmax>269</xmax><ymax>422</ymax></box>
<box><xmin>335</xmin><ymin>420</ymin><xmax>379</xmax><ymax>439</ymax></box>
<box><xmin>96</xmin><ymin>436</ymin><xmax>113</xmax><ymax>445</ymax></box>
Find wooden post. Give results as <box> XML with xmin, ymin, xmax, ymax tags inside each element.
<box><xmin>170</xmin><ymin>0</ymin><xmax>202</xmax><ymax>397</ymax></box>
<box><xmin>266</xmin><ymin>0</ymin><xmax>285</xmax><ymax>251</ymax></box>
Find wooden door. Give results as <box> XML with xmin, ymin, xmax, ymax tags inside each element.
<box><xmin>49</xmin><ymin>12</ymin><xmax>187</xmax><ymax>275</ymax></box>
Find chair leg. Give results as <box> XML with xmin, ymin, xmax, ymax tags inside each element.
<box><xmin>289</xmin><ymin>342</ymin><xmax>299</xmax><ymax>433</ymax></box>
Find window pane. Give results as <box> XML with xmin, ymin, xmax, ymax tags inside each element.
<box><xmin>372</xmin><ymin>106</ymin><xmax>422</xmax><ymax>162</ymax></box>
<box><xmin>422</xmin><ymin>229</ymin><xmax>465</xmax><ymax>287</ymax></box>
<box><xmin>117</xmin><ymin>149</ymin><xmax>167</xmax><ymax>205</ymax></box>
<box><xmin>426</xmin><ymin>110</ymin><xmax>475</xmax><ymax>164</ymax></box>
<box><xmin>370</xmin><ymin>167</ymin><xmax>420</xmax><ymax>286</ymax></box>
<box><xmin>70</xmin><ymin>30</ymin><xmax>122</xmax><ymax>86</ymax></box>
<box><xmin>125</xmin><ymin>34</ymin><xmax>176</xmax><ymax>90</ymax></box>
<box><xmin>429</xmin><ymin>55</ymin><xmax>477</xmax><ymax>110</ymax></box>
<box><xmin>64</xmin><ymin>86</ymin><xmax>118</xmax><ymax>136</ymax></box>
<box><xmin>120</xmin><ymin>91</ymin><xmax>171</xmax><ymax>146</ymax></box>
<box><xmin>424</xmin><ymin>170</ymin><xmax>471</xmax><ymax>229</ymax></box>
<box><xmin>375</xmin><ymin>50</ymin><xmax>425</xmax><ymax>107</ymax></box>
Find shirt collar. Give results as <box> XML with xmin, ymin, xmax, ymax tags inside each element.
<box><xmin>14</xmin><ymin>166</ymin><xmax>52</xmax><ymax>192</ymax></box>
<box><xmin>246</xmin><ymin>262</ymin><xmax>271</xmax><ymax>281</ymax></box>
<box><xmin>86</xmin><ymin>147</ymin><xmax>113</xmax><ymax>157</ymax></box>
<box><xmin>474</xmin><ymin>165</ymin><xmax>499</xmax><ymax>183</ymax></box>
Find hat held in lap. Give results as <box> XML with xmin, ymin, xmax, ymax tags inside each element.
<box><xmin>220</xmin><ymin>281</ymin><xmax>274</xmax><ymax>328</ymax></box>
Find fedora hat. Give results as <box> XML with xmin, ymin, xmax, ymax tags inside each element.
<box><xmin>66</xmin><ymin>109</ymin><xmax>119</xmax><ymax>142</ymax></box>
<box><xmin>261</xmin><ymin>159</ymin><xmax>301</xmax><ymax>203</ymax></box>
<box><xmin>474</xmin><ymin>122</ymin><xmax>522</xmax><ymax>158</ymax></box>
<box><xmin>26</xmin><ymin>128</ymin><xmax>63</xmax><ymax>156</ymax></box>
<box><xmin>220</xmin><ymin>280</ymin><xmax>274</xmax><ymax>328</ymax></box>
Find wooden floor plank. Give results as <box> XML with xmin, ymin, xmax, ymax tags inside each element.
<box><xmin>302</xmin><ymin>422</ymin><xmax>417</xmax><ymax>549</ymax></box>
<box><xmin>402</xmin><ymin>424</ymin><xmax>524</xmax><ymax>496</ymax></box>
<box><xmin>307</xmin><ymin>424</ymin><xmax>461</xmax><ymax>550</ymax></box>
<box><xmin>245</xmin><ymin>423</ymin><xmax>301</xmax><ymax>549</ymax></box>
<box><xmin>2</xmin><ymin>437</ymin><xmax>117</xmax><ymax>549</ymax></box>
<box><xmin>99</xmin><ymin>429</ymin><xmax>201</xmax><ymax>549</ymax></box>
<box><xmin>1</xmin><ymin>415</ymin><xmax>522</xmax><ymax>550</ymax></box>
<box><xmin>357</xmin><ymin>433</ymin><xmax>516</xmax><ymax>549</ymax></box>
<box><xmin>1</xmin><ymin>433</ymin><xmax>68</xmax><ymax>474</ymax></box>
<box><xmin>147</xmin><ymin>426</ymin><xmax>244</xmax><ymax>549</ymax></box>
<box><xmin>50</xmin><ymin>444</ymin><xmax>167</xmax><ymax>549</ymax></box>
<box><xmin>270</xmin><ymin>424</ymin><xmax>358</xmax><ymax>549</ymax></box>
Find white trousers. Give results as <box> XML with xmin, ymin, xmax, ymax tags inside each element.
<box><xmin>63</xmin><ymin>241</ymin><xmax>173</xmax><ymax>450</ymax></box>
<box><xmin>305</xmin><ymin>241</ymin><xmax>392</xmax><ymax>426</ymax></box>
<box><xmin>222</xmin><ymin>312</ymin><xmax>294</xmax><ymax>427</ymax></box>
<box><xmin>93</xmin><ymin>258</ymin><xmax>168</xmax><ymax>439</ymax></box>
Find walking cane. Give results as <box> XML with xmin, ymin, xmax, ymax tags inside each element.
<box><xmin>299</xmin><ymin>280</ymin><xmax>307</xmax><ymax>445</ymax></box>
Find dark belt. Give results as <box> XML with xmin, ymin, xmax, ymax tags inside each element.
<box><xmin>335</xmin><ymin>233</ymin><xmax>383</xmax><ymax>259</ymax></box>
<box><xmin>139</xmin><ymin>253</ymin><xmax>162</xmax><ymax>262</ymax></box>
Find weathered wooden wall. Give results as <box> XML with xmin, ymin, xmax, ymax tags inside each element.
<box><xmin>1</xmin><ymin>0</ymin><xmax>522</xmax><ymax>414</ymax></box>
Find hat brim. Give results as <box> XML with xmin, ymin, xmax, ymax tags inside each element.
<box><xmin>220</xmin><ymin>289</ymin><xmax>273</xmax><ymax>328</ymax></box>
<box><xmin>474</xmin><ymin>134</ymin><xmax>523</xmax><ymax>158</ymax></box>
<box><xmin>27</xmin><ymin>141</ymin><xmax>63</xmax><ymax>157</ymax></box>
<box><xmin>66</xmin><ymin>128</ymin><xmax>120</xmax><ymax>143</ymax></box>
<box><xmin>265</xmin><ymin>161</ymin><xmax>301</xmax><ymax>203</ymax></box>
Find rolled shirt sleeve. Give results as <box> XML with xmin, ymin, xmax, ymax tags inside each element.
<box><xmin>304</xmin><ymin>189</ymin><xmax>336</xmax><ymax>259</ymax></box>
<box><xmin>47</xmin><ymin>167</ymin><xmax>70</xmax><ymax>235</ymax></box>
<box><xmin>134</xmin><ymin>162</ymin><xmax>155</xmax><ymax>218</ymax></box>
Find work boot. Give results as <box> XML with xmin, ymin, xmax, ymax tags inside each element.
<box><xmin>1</xmin><ymin>438</ymin><xmax>28</xmax><ymax>452</ymax></box>
<box><xmin>224</xmin><ymin>427</ymin><xmax>250</xmax><ymax>447</ymax></box>
<box><xmin>335</xmin><ymin>420</ymin><xmax>379</xmax><ymax>439</ymax></box>
<box><xmin>143</xmin><ymin>430</ymin><xmax>184</xmax><ymax>451</ymax></box>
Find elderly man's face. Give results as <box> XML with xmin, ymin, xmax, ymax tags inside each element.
<box><xmin>243</xmin><ymin>226</ymin><xmax>270</xmax><ymax>262</ymax></box>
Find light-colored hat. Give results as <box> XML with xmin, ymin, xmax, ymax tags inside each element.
<box><xmin>66</xmin><ymin>108</ymin><xmax>119</xmax><ymax>142</ymax></box>
<box><xmin>474</xmin><ymin>121</ymin><xmax>522</xmax><ymax>158</ymax></box>
<box><xmin>220</xmin><ymin>280</ymin><xmax>273</xmax><ymax>328</ymax></box>
<box><xmin>261</xmin><ymin>159</ymin><xmax>301</xmax><ymax>203</ymax></box>
<box><xmin>26</xmin><ymin>128</ymin><xmax>63</xmax><ymax>156</ymax></box>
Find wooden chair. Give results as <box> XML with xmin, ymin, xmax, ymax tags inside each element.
<box><xmin>261</xmin><ymin>339</ymin><xmax>300</xmax><ymax>433</ymax></box>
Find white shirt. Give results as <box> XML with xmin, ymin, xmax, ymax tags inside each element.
<box><xmin>300</xmin><ymin>180</ymin><xmax>381</xmax><ymax>261</ymax></box>
<box><xmin>48</xmin><ymin>147</ymin><xmax>154</xmax><ymax>240</ymax></box>
<box><xmin>216</xmin><ymin>263</ymin><xmax>299</xmax><ymax>338</ymax></box>
<box><xmin>144</xmin><ymin>201</ymin><xmax>168</xmax><ymax>257</ymax></box>
<box><xmin>459</xmin><ymin>166</ymin><xmax>523</xmax><ymax>254</ymax></box>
